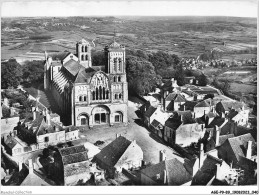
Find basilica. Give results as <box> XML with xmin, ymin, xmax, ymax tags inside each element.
<box><xmin>44</xmin><ymin>39</ymin><xmax>128</xmax><ymax>128</ymax></box>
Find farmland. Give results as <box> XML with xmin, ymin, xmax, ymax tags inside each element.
<box><xmin>1</xmin><ymin>16</ymin><xmax>257</xmax><ymax>62</ymax></box>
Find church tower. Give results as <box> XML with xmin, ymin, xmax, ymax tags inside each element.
<box><xmin>104</xmin><ymin>39</ymin><xmax>128</xmax><ymax>104</ymax></box>
<box><xmin>76</xmin><ymin>39</ymin><xmax>92</xmax><ymax>68</ymax></box>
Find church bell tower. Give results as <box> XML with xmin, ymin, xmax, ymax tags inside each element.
<box><xmin>76</xmin><ymin>39</ymin><xmax>92</xmax><ymax>68</ymax></box>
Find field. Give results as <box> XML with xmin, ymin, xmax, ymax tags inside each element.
<box><xmin>1</xmin><ymin>16</ymin><xmax>257</xmax><ymax>61</ymax></box>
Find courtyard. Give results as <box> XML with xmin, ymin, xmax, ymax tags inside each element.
<box><xmin>72</xmin><ymin>99</ymin><xmax>183</xmax><ymax>165</ymax></box>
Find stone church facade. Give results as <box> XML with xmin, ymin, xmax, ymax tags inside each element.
<box><xmin>44</xmin><ymin>39</ymin><xmax>128</xmax><ymax>128</ymax></box>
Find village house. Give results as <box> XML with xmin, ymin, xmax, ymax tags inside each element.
<box><xmin>3</xmin><ymin>133</ymin><xmax>27</xmax><ymax>156</ymax></box>
<box><xmin>190</xmin><ymin>144</ymin><xmax>238</xmax><ymax>186</ymax></box>
<box><xmin>162</xmin><ymin>91</ymin><xmax>186</xmax><ymax>111</ymax></box>
<box><xmin>143</xmin><ymin>105</ymin><xmax>157</xmax><ymax>127</ymax></box>
<box><xmin>217</xmin><ymin>133</ymin><xmax>256</xmax><ymax>165</ymax></box>
<box><xmin>164</xmin><ymin>111</ymin><xmax>205</xmax><ymax>147</ymax></box>
<box><xmin>3</xmin><ymin>160</ymin><xmax>54</xmax><ymax>186</ymax></box>
<box><xmin>141</xmin><ymin>151</ymin><xmax>192</xmax><ymax>185</ymax></box>
<box><xmin>215</xmin><ymin>101</ymin><xmax>248</xmax><ymax>118</ymax></box>
<box><xmin>193</xmin><ymin>100</ymin><xmax>211</xmax><ymax>118</ymax></box>
<box><xmin>226</xmin><ymin>108</ymin><xmax>250</xmax><ymax>127</ymax></box>
<box><xmin>149</xmin><ymin>109</ymin><xmax>171</xmax><ymax>138</ymax></box>
<box><xmin>94</xmin><ymin>135</ymin><xmax>143</xmax><ymax>178</ymax></box>
<box><xmin>50</xmin><ymin>145</ymin><xmax>92</xmax><ymax>186</ymax></box>
<box><xmin>16</xmin><ymin>108</ymin><xmax>79</xmax><ymax>150</ymax></box>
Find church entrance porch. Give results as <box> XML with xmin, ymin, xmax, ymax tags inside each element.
<box><xmin>92</xmin><ymin>106</ymin><xmax>110</xmax><ymax>125</ymax></box>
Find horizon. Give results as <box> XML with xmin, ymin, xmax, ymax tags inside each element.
<box><xmin>1</xmin><ymin>1</ymin><xmax>257</xmax><ymax>18</ymax></box>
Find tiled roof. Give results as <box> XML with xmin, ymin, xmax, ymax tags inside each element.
<box><xmin>192</xmin><ymin>154</ymin><xmax>223</xmax><ymax>185</ymax></box>
<box><xmin>217</xmin><ymin>134</ymin><xmax>234</xmax><ymax>146</ymax></box>
<box><xmin>63</xmin><ymin>59</ymin><xmax>84</xmax><ymax>76</ymax></box>
<box><xmin>95</xmin><ymin>136</ymin><xmax>131</xmax><ymax>167</ymax></box>
<box><xmin>74</xmin><ymin>67</ymin><xmax>96</xmax><ymax>83</ymax></box>
<box><xmin>144</xmin><ymin>106</ymin><xmax>157</xmax><ymax>118</ymax></box>
<box><xmin>207</xmin><ymin>117</ymin><xmax>226</xmax><ymax>128</ymax></box>
<box><xmin>4</xmin><ymin>136</ymin><xmax>18</xmax><ymax>149</ymax></box>
<box><xmin>220</xmin><ymin>101</ymin><xmax>245</xmax><ymax>112</ymax></box>
<box><xmin>151</xmin><ymin>119</ymin><xmax>162</xmax><ymax>128</ymax></box>
<box><xmin>227</xmin><ymin>110</ymin><xmax>238</xmax><ymax>119</ymax></box>
<box><xmin>165</xmin><ymin>92</ymin><xmax>185</xmax><ymax>102</ymax></box>
<box><xmin>62</xmin><ymin>152</ymin><xmax>88</xmax><ymax>165</ymax></box>
<box><xmin>184</xmin><ymin>101</ymin><xmax>198</xmax><ymax>111</ymax></box>
<box><xmin>59</xmin><ymin>145</ymin><xmax>87</xmax><ymax>156</ymax></box>
<box><xmin>194</xmin><ymin>100</ymin><xmax>210</xmax><ymax>108</ymax></box>
<box><xmin>141</xmin><ymin>158</ymin><xmax>192</xmax><ymax>185</ymax></box>
<box><xmin>165</xmin><ymin>116</ymin><xmax>182</xmax><ymax>130</ymax></box>
<box><xmin>227</xmin><ymin>133</ymin><xmax>256</xmax><ymax>162</ymax></box>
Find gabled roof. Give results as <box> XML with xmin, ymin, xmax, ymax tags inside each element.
<box><xmin>141</xmin><ymin>158</ymin><xmax>192</xmax><ymax>185</ymax></box>
<box><xmin>63</xmin><ymin>59</ymin><xmax>84</xmax><ymax>76</ymax></box>
<box><xmin>194</xmin><ymin>100</ymin><xmax>210</xmax><ymax>108</ymax></box>
<box><xmin>4</xmin><ymin>136</ymin><xmax>19</xmax><ymax>149</ymax></box>
<box><xmin>95</xmin><ymin>136</ymin><xmax>131</xmax><ymax>167</ymax></box>
<box><xmin>217</xmin><ymin>134</ymin><xmax>235</xmax><ymax>146</ymax></box>
<box><xmin>151</xmin><ymin>119</ymin><xmax>163</xmax><ymax>128</ymax></box>
<box><xmin>207</xmin><ymin>117</ymin><xmax>226</xmax><ymax>129</ymax></box>
<box><xmin>58</xmin><ymin>145</ymin><xmax>89</xmax><ymax>178</ymax></box>
<box><xmin>21</xmin><ymin>171</ymin><xmax>52</xmax><ymax>186</ymax></box>
<box><xmin>184</xmin><ymin>101</ymin><xmax>198</xmax><ymax>111</ymax></box>
<box><xmin>74</xmin><ymin>67</ymin><xmax>96</xmax><ymax>83</ymax></box>
<box><xmin>219</xmin><ymin>101</ymin><xmax>245</xmax><ymax>112</ymax></box>
<box><xmin>227</xmin><ymin>109</ymin><xmax>239</xmax><ymax>119</ymax></box>
<box><xmin>165</xmin><ymin>92</ymin><xmax>185</xmax><ymax>102</ymax></box>
<box><xmin>165</xmin><ymin>117</ymin><xmax>182</xmax><ymax>130</ymax></box>
<box><xmin>192</xmin><ymin>154</ymin><xmax>223</xmax><ymax>185</ymax></box>
<box><xmin>226</xmin><ymin>133</ymin><xmax>256</xmax><ymax>162</ymax></box>
<box><xmin>144</xmin><ymin>106</ymin><xmax>157</xmax><ymax>118</ymax></box>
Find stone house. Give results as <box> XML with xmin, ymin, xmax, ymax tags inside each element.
<box><xmin>51</xmin><ymin>145</ymin><xmax>92</xmax><ymax>186</ymax></box>
<box><xmin>218</xmin><ymin>133</ymin><xmax>257</xmax><ymax>165</ymax></box>
<box><xmin>141</xmin><ymin>151</ymin><xmax>192</xmax><ymax>185</ymax></box>
<box><xmin>143</xmin><ymin>106</ymin><xmax>157</xmax><ymax>127</ymax></box>
<box><xmin>193</xmin><ymin>100</ymin><xmax>211</xmax><ymax>118</ymax></box>
<box><xmin>164</xmin><ymin>111</ymin><xmax>205</xmax><ymax>147</ymax></box>
<box><xmin>94</xmin><ymin>136</ymin><xmax>143</xmax><ymax>178</ymax></box>
<box><xmin>162</xmin><ymin>92</ymin><xmax>186</xmax><ymax>111</ymax></box>
<box><xmin>3</xmin><ymin>134</ymin><xmax>26</xmax><ymax>156</ymax></box>
<box><xmin>215</xmin><ymin>101</ymin><xmax>247</xmax><ymax>118</ymax></box>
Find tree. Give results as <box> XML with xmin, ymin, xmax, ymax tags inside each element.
<box><xmin>91</xmin><ymin>50</ymin><xmax>106</xmax><ymax>66</ymax></box>
<box><xmin>197</xmin><ymin>74</ymin><xmax>208</xmax><ymax>86</ymax></box>
<box><xmin>22</xmin><ymin>60</ymin><xmax>44</xmax><ymax>84</ymax></box>
<box><xmin>203</xmin><ymin>94</ymin><xmax>214</xmax><ymax>100</ymax></box>
<box><xmin>126</xmin><ymin>56</ymin><xmax>160</xmax><ymax>95</ymax></box>
<box><xmin>174</xmin><ymin>63</ymin><xmax>185</xmax><ymax>86</ymax></box>
<box><xmin>1</xmin><ymin>59</ymin><xmax>22</xmax><ymax>88</ymax></box>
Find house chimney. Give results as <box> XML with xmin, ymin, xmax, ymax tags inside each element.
<box><xmin>222</xmin><ymin>112</ymin><xmax>225</xmax><ymax>118</ymax></box>
<box><xmin>33</xmin><ymin>109</ymin><xmax>37</xmax><ymax>121</ymax></box>
<box><xmin>215</xmin><ymin>164</ymin><xmax>222</xmax><ymax>180</ymax></box>
<box><xmin>159</xmin><ymin>150</ymin><xmax>166</xmax><ymax>162</ymax></box>
<box><xmin>28</xmin><ymin>159</ymin><xmax>33</xmax><ymax>174</ymax></box>
<box><xmin>46</xmin><ymin>110</ymin><xmax>51</xmax><ymax>126</ymax></box>
<box><xmin>55</xmin><ymin>126</ymin><xmax>59</xmax><ymax>132</ymax></box>
<box><xmin>246</xmin><ymin>140</ymin><xmax>252</xmax><ymax>159</ymax></box>
<box><xmin>116</xmin><ymin>134</ymin><xmax>119</xmax><ymax>139</ymax></box>
<box><xmin>163</xmin><ymin>169</ymin><xmax>167</xmax><ymax>184</ymax></box>
<box><xmin>215</xmin><ymin>125</ymin><xmax>220</xmax><ymax>147</ymax></box>
<box><xmin>13</xmin><ymin>130</ymin><xmax>17</xmax><ymax>137</ymax></box>
<box><xmin>199</xmin><ymin>143</ymin><xmax>205</xmax><ymax>168</ymax></box>
<box><xmin>19</xmin><ymin>162</ymin><xmax>23</xmax><ymax>172</ymax></box>
<box><xmin>183</xmin><ymin>105</ymin><xmax>186</xmax><ymax>111</ymax></box>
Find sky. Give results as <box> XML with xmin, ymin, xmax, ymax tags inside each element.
<box><xmin>1</xmin><ymin>0</ymin><xmax>257</xmax><ymax>18</ymax></box>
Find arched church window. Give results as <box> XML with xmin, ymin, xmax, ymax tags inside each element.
<box><xmin>85</xmin><ymin>55</ymin><xmax>88</xmax><ymax>60</ymax></box>
<box><xmin>103</xmin><ymin>87</ymin><xmax>106</xmax><ymax>99</ymax></box>
<box><xmin>79</xmin><ymin>96</ymin><xmax>82</xmax><ymax>101</ymax></box>
<box><xmin>96</xmin><ymin>87</ymin><xmax>99</xmax><ymax>100</ymax></box>
<box><xmin>118</xmin><ymin>58</ymin><xmax>122</xmax><ymax>71</ymax></box>
<box><xmin>106</xmin><ymin>90</ymin><xmax>109</xmax><ymax>99</ymax></box>
<box><xmin>99</xmin><ymin>86</ymin><xmax>102</xmax><ymax>100</ymax></box>
<box><xmin>114</xmin><ymin>76</ymin><xmax>116</xmax><ymax>82</ymax></box>
<box><xmin>114</xmin><ymin>58</ymin><xmax>117</xmax><ymax>71</ymax></box>
<box><xmin>118</xmin><ymin>76</ymin><xmax>121</xmax><ymax>82</ymax></box>
<box><xmin>82</xmin><ymin>46</ymin><xmax>84</xmax><ymax>52</ymax></box>
<box><xmin>115</xmin><ymin>94</ymin><xmax>118</xmax><ymax>100</ymax></box>
<box><xmin>81</xmin><ymin>55</ymin><xmax>84</xmax><ymax>61</ymax></box>
<box><xmin>119</xmin><ymin>93</ymin><xmax>122</xmax><ymax>99</ymax></box>
<box><xmin>85</xmin><ymin>46</ymin><xmax>88</xmax><ymax>52</ymax></box>
<box><xmin>84</xmin><ymin>96</ymin><xmax>87</xmax><ymax>101</ymax></box>
<box><xmin>93</xmin><ymin>91</ymin><xmax>95</xmax><ymax>100</ymax></box>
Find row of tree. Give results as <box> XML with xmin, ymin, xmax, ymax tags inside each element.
<box><xmin>1</xmin><ymin>59</ymin><xmax>45</xmax><ymax>89</ymax></box>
